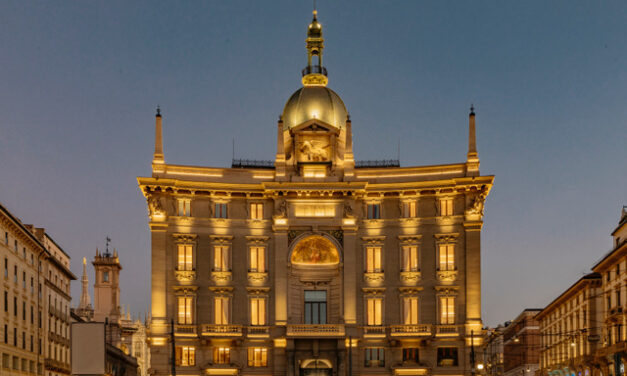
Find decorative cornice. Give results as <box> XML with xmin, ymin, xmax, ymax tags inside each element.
<box><xmin>434</xmin><ymin>233</ymin><xmax>460</xmax><ymax>242</ymax></box>
<box><xmin>246</xmin><ymin>287</ymin><xmax>271</xmax><ymax>295</ymax></box>
<box><xmin>398</xmin><ymin>235</ymin><xmax>422</xmax><ymax>244</ymax></box>
<box><xmin>398</xmin><ymin>287</ymin><xmax>423</xmax><ymax>295</ymax></box>
<box><xmin>208</xmin><ymin>286</ymin><xmax>234</xmax><ymax>294</ymax></box>
<box><xmin>245</xmin><ymin>236</ymin><xmax>270</xmax><ymax>245</ymax></box>
<box><xmin>210</xmin><ymin>235</ymin><xmax>234</xmax><ymax>244</ymax></box>
<box><xmin>362</xmin><ymin>287</ymin><xmax>386</xmax><ymax>295</ymax></box>
<box><xmin>172</xmin><ymin>233</ymin><xmax>198</xmax><ymax>243</ymax></box>
<box><xmin>173</xmin><ymin>285</ymin><xmax>198</xmax><ymax>294</ymax></box>
<box><xmin>361</xmin><ymin>236</ymin><xmax>386</xmax><ymax>245</ymax></box>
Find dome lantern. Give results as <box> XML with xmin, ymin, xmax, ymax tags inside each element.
<box><xmin>302</xmin><ymin>10</ymin><xmax>328</xmax><ymax>87</ymax></box>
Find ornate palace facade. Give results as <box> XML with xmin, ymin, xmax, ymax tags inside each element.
<box><xmin>139</xmin><ymin>11</ymin><xmax>493</xmax><ymax>376</ymax></box>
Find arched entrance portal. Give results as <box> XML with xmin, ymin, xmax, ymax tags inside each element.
<box><xmin>300</xmin><ymin>359</ymin><xmax>333</xmax><ymax>376</ymax></box>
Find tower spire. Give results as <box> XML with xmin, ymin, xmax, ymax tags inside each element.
<box><xmin>79</xmin><ymin>257</ymin><xmax>91</xmax><ymax>310</ymax></box>
<box><xmin>302</xmin><ymin>10</ymin><xmax>328</xmax><ymax>87</ymax></box>
<box><xmin>466</xmin><ymin>105</ymin><xmax>480</xmax><ymax>176</ymax></box>
<box><xmin>153</xmin><ymin>106</ymin><xmax>164</xmax><ymax>164</ymax></box>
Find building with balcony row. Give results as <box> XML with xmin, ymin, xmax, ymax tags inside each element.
<box><xmin>139</xmin><ymin>10</ymin><xmax>494</xmax><ymax>376</ymax></box>
<box><xmin>0</xmin><ymin>202</ymin><xmax>76</xmax><ymax>376</ymax></box>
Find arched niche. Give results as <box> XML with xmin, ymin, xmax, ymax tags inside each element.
<box><xmin>289</xmin><ymin>234</ymin><xmax>341</xmax><ymax>267</ymax></box>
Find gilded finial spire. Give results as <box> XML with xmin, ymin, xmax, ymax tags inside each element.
<box><xmin>302</xmin><ymin>9</ymin><xmax>328</xmax><ymax>87</ymax></box>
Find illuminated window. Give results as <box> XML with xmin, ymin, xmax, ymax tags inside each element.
<box><xmin>213</xmin><ymin>347</ymin><xmax>230</xmax><ymax>364</ymax></box>
<box><xmin>403</xmin><ymin>297</ymin><xmax>419</xmax><ymax>325</ymax></box>
<box><xmin>367</xmin><ymin>204</ymin><xmax>380</xmax><ymax>219</ymax></box>
<box><xmin>437</xmin><ymin>347</ymin><xmax>458</xmax><ymax>367</ymax></box>
<box><xmin>304</xmin><ymin>290</ymin><xmax>327</xmax><ymax>324</ymax></box>
<box><xmin>177</xmin><ymin>199</ymin><xmax>191</xmax><ymax>217</ymax></box>
<box><xmin>249</xmin><ymin>247</ymin><xmax>265</xmax><ymax>273</ymax></box>
<box><xmin>402</xmin><ymin>201</ymin><xmax>417</xmax><ymax>218</ymax></box>
<box><xmin>247</xmin><ymin>347</ymin><xmax>268</xmax><ymax>367</ymax></box>
<box><xmin>175</xmin><ymin>346</ymin><xmax>195</xmax><ymax>366</ymax></box>
<box><xmin>439</xmin><ymin>296</ymin><xmax>455</xmax><ymax>324</ymax></box>
<box><xmin>250</xmin><ymin>297</ymin><xmax>266</xmax><ymax>326</ymax></box>
<box><xmin>214</xmin><ymin>203</ymin><xmax>228</xmax><ymax>218</ymax></box>
<box><xmin>177</xmin><ymin>297</ymin><xmax>193</xmax><ymax>324</ymax></box>
<box><xmin>177</xmin><ymin>244</ymin><xmax>193</xmax><ymax>271</ymax></box>
<box><xmin>401</xmin><ymin>246</ymin><xmax>419</xmax><ymax>272</ymax></box>
<box><xmin>250</xmin><ymin>203</ymin><xmax>263</xmax><ymax>220</ymax></box>
<box><xmin>438</xmin><ymin>244</ymin><xmax>455</xmax><ymax>271</ymax></box>
<box><xmin>365</xmin><ymin>348</ymin><xmax>384</xmax><ymax>367</ymax></box>
<box><xmin>439</xmin><ymin>198</ymin><xmax>453</xmax><ymax>216</ymax></box>
<box><xmin>365</xmin><ymin>247</ymin><xmax>382</xmax><ymax>273</ymax></box>
<box><xmin>403</xmin><ymin>348</ymin><xmax>419</xmax><ymax>363</ymax></box>
<box><xmin>213</xmin><ymin>246</ymin><xmax>230</xmax><ymax>272</ymax></box>
<box><xmin>214</xmin><ymin>297</ymin><xmax>229</xmax><ymax>325</ymax></box>
<box><xmin>366</xmin><ymin>298</ymin><xmax>382</xmax><ymax>326</ymax></box>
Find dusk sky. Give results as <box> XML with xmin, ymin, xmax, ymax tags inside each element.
<box><xmin>0</xmin><ymin>1</ymin><xmax>625</xmax><ymax>326</ymax></box>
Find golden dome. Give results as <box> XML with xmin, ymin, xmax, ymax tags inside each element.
<box><xmin>282</xmin><ymin>86</ymin><xmax>348</xmax><ymax>130</ymax></box>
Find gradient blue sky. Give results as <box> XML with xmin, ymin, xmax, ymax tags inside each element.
<box><xmin>0</xmin><ymin>1</ymin><xmax>625</xmax><ymax>326</ymax></box>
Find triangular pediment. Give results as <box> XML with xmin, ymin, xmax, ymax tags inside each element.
<box><xmin>290</xmin><ymin>119</ymin><xmax>340</xmax><ymax>135</ymax></box>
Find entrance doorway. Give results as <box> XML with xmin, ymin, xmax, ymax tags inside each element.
<box><xmin>300</xmin><ymin>359</ymin><xmax>332</xmax><ymax>376</ymax></box>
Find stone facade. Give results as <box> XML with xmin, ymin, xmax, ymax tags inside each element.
<box><xmin>503</xmin><ymin>310</ymin><xmax>541</xmax><ymax>376</ymax></box>
<box><xmin>139</xmin><ymin>10</ymin><xmax>493</xmax><ymax>376</ymax></box>
<box><xmin>0</xmin><ymin>203</ymin><xmax>76</xmax><ymax>376</ymax></box>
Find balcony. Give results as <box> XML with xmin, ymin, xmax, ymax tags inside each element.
<box><xmin>363</xmin><ymin>272</ymin><xmax>385</xmax><ymax>284</ymax></box>
<box><xmin>363</xmin><ymin>326</ymin><xmax>386</xmax><ymax>338</ymax></box>
<box><xmin>435</xmin><ymin>324</ymin><xmax>461</xmax><ymax>337</ymax></box>
<box><xmin>210</xmin><ymin>271</ymin><xmax>232</xmax><ymax>285</ymax></box>
<box><xmin>436</xmin><ymin>269</ymin><xmax>458</xmax><ymax>282</ymax></box>
<box><xmin>201</xmin><ymin>324</ymin><xmax>242</xmax><ymax>337</ymax></box>
<box><xmin>286</xmin><ymin>324</ymin><xmax>345</xmax><ymax>337</ymax></box>
<box><xmin>399</xmin><ymin>271</ymin><xmax>421</xmax><ymax>285</ymax></box>
<box><xmin>175</xmin><ymin>324</ymin><xmax>198</xmax><ymax>336</ymax></box>
<box><xmin>174</xmin><ymin>270</ymin><xmax>196</xmax><ymax>282</ymax></box>
<box><xmin>247</xmin><ymin>326</ymin><xmax>270</xmax><ymax>338</ymax></box>
<box><xmin>247</xmin><ymin>272</ymin><xmax>268</xmax><ymax>285</ymax></box>
<box><xmin>390</xmin><ymin>324</ymin><xmax>432</xmax><ymax>337</ymax></box>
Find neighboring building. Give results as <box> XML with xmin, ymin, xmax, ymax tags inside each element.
<box><xmin>483</xmin><ymin>324</ymin><xmax>508</xmax><ymax>376</ymax></box>
<box><xmin>71</xmin><ymin>247</ymin><xmax>149</xmax><ymax>376</ymax></box>
<box><xmin>0</xmin><ymin>203</ymin><xmax>76</xmax><ymax>376</ymax></box>
<box><xmin>591</xmin><ymin>207</ymin><xmax>627</xmax><ymax>376</ymax></box>
<box><xmin>536</xmin><ymin>273</ymin><xmax>602</xmax><ymax>376</ymax></box>
<box><xmin>139</xmin><ymin>10</ymin><xmax>494</xmax><ymax>376</ymax></box>
<box><xmin>70</xmin><ymin>313</ymin><xmax>139</xmax><ymax>376</ymax></box>
<box><xmin>503</xmin><ymin>309</ymin><xmax>541</xmax><ymax>376</ymax></box>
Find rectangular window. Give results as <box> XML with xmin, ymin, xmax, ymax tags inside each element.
<box><xmin>438</xmin><ymin>244</ymin><xmax>455</xmax><ymax>271</ymax></box>
<box><xmin>214</xmin><ymin>246</ymin><xmax>230</xmax><ymax>272</ymax></box>
<box><xmin>13</xmin><ymin>297</ymin><xmax>17</xmax><ymax>316</ymax></box>
<box><xmin>213</xmin><ymin>347</ymin><xmax>230</xmax><ymax>364</ymax></box>
<box><xmin>365</xmin><ymin>247</ymin><xmax>382</xmax><ymax>273</ymax></box>
<box><xmin>403</xmin><ymin>297</ymin><xmax>419</xmax><ymax>325</ymax></box>
<box><xmin>439</xmin><ymin>297</ymin><xmax>455</xmax><ymax>324</ymax></box>
<box><xmin>439</xmin><ymin>198</ymin><xmax>453</xmax><ymax>216</ymax></box>
<box><xmin>177</xmin><ymin>297</ymin><xmax>193</xmax><ymax>324</ymax></box>
<box><xmin>250</xmin><ymin>297</ymin><xmax>266</xmax><ymax>326</ymax></box>
<box><xmin>304</xmin><ymin>290</ymin><xmax>327</xmax><ymax>324</ymax></box>
<box><xmin>14</xmin><ymin>240</ymin><xmax>18</xmax><ymax>252</ymax></box>
<box><xmin>3</xmin><ymin>324</ymin><xmax>6</xmax><ymax>343</ymax></box>
<box><xmin>437</xmin><ymin>347</ymin><xmax>459</xmax><ymax>367</ymax></box>
<box><xmin>14</xmin><ymin>266</ymin><xmax>17</xmax><ymax>283</ymax></box>
<box><xmin>22</xmin><ymin>302</ymin><xmax>25</xmax><ymax>321</ymax></box>
<box><xmin>248</xmin><ymin>347</ymin><xmax>268</xmax><ymax>367</ymax></box>
<box><xmin>22</xmin><ymin>272</ymin><xmax>25</xmax><ymax>289</ymax></box>
<box><xmin>177</xmin><ymin>199</ymin><xmax>191</xmax><ymax>217</ymax></box>
<box><xmin>175</xmin><ymin>346</ymin><xmax>195</xmax><ymax>366</ymax></box>
<box><xmin>177</xmin><ymin>244</ymin><xmax>193</xmax><ymax>271</ymax></box>
<box><xmin>249</xmin><ymin>246</ymin><xmax>266</xmax><ymax>273</ymax></box>
<box><xmin>214</xmin><ymin>297</ymin><xmax>229</xmax><ymax>325</ymax></box>
<box><xmin>214</xmin><ymin>203</ymin><xmax>228</xmax><ymax>218</ymax></box>
<box><xmin>617</xmin><ymin>289</ymin><xmax>622</xmax><ymax>307</ymax></box>
<box><xmin>402</xmin><ymin>246</ymin><xmax>419</xmax><ymax>272</ymax></box>
<box><xmin>367</xmin><ymin>204</ymin><xmax>380</xmax><ymax>219</ymax></box>
<box><xmin>3</xmin><ymin>258</ymin><xmax>7</xmax><ymax>277</ymax></box>
<box><xmin>366</xmin><ymin>298</ymin><xmax>382</xmax><ymax>326</ymax></box>
<box><xmin>365</xmin><ymin>348</ymin><xmax>385</xmax><ymax>367</ymax></box>
<box><xmin>403</xmin><ymin>348</ymin><xmax>419</xmax><ymax>363</ymax></box>
<box><xmin>103</xmin><ymin>271</ymin><xmax>109</xmax><ymax>282</ymax></box>
<box><xmin>403</xmin><ymin>201</ymin><xmax>417</xmax><ymax>218</ymax></box>
<box><xmin>4</xmin><ymin>232</ymin><xmax>7</xmax><ymax>245</ymax></box>
<box><xmin>3</xmin><ymin>291</ymin><xmax>7</xmax><ymax>312</ymax></box>
<box><xmin>250</xmin><ymin>203</ymin><xmax>263</xmax><ymax>220</ymax></box>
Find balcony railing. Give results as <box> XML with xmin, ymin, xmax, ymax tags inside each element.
<box><xmin>201</xmin><ymin>324</ymin><xmax>242</xmax><ymax>337</ymax></box>
<box><xmin>363</xmin><ymin>326</ymin><xmax>386</xmax><ymax>338</ymax></box>
<box><xmin>175</xmin><ymin>324</ymin><xmax>198</xmax><ymax>336</ymax></box>
<box><xmin>287</xmin><ymin>324</ymin><xmax>345</xmax><ymax>337</ymax></box>
<box><xmin>435</xmin><ymin>324</ymin><xmax>461</xmax><ymax>337</ymax></box>
<box><xmin>390</xmin><ymin>324</ymin><xmax>432</xmax><ymax>337</ymax></box>
<box><xmin>247</xmin><ymin>326</ymin><xmax>270</xmax><ymax>338</ymax></box>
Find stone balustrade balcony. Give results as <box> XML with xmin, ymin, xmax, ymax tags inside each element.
<box><xmin>435</xmin><ymin>324</ymin><xmax>461</xmax><ymax>337</ymax></box>
<box><xmin>201</xmin><ymin>324</ymin><xmax>243</xmax><ymax>337</ymax></box>
<box><xmin>390</xmin><ymin>324</ymin><xmax>432</xmax><ymax>337</ymax></box>
<box><xmin>286</xmin><ymin>324</ymin><xmax>345</xmax><ymax>337</ymax></box>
